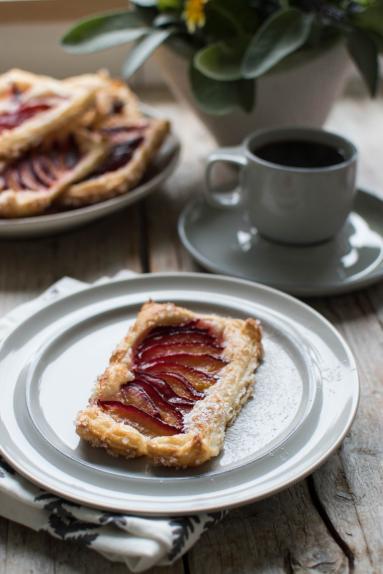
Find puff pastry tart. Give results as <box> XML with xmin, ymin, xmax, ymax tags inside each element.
<box><xmin>0</xmin><ymin>130</ymin><xmax>105</xmax><ymax>217</ymax></box>
<box><xmin>59</xmin><ymin>117</ymin><xmax>169</xmax><ymax>207</ymax></box>
<box><xmin>65</xmin><ymin>71</ymin><xmax>142</xmax><ymax>126</ymax></box>
<box><xmin>0</xmin><ymin>69</ymin><xmax>96</xmax><ymax>159</ymax></box>
<box><xmin>76</xmin><ymin>302</ymin><xmax>263</xmax><ymax>468</ymax></box>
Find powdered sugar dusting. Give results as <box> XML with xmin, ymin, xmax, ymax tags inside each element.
<box><xmin>218</xmin><ymin>329</ymin><xmax>304</xmax><ymax>467</ymax></box>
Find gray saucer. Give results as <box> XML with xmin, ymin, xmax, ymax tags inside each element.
<box><xmin>178</xmin><ymin>189</ymin><xmax>383</xmax><ymax>297</ymax></box>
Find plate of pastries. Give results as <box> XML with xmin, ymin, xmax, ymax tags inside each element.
<box><xmin>0</xmin><ymin>69</ymin><xmax>178</xmax><ymax>238</ymax></box>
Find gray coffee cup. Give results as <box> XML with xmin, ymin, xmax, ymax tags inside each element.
<box><xmin>205</xmin><ymin>127</ymin><xmax>358</xmax><ymax>245</ymax></box>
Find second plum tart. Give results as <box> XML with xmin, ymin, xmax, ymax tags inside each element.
<box><xmin>0</xmin><ymin>130</ymin><xmax>105</xmax><ymax>217</ymax></box>
<box><xmin>76</xmin><ymin>301</ymin><xmax>263</xmax><ymax>468</ymax></box>
<box><xmin>59</xmin><ymin>72</ymin><xmax>169</xmax><ymax>207</ymax></box>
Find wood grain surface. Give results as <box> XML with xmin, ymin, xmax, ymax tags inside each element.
<box><xmin>0</xmin><ymin>85</ymin><xmax>382</xmax><ymax>573</ymax></box>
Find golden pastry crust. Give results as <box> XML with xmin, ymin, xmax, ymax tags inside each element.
<box><xmin>64</xmin><ymin>70</ymin><xmax>142</xmax><ymax>127</ymax></box>
<box><xmin>76</xmin><ymin>301</ymin><xmax>263</xmax><ymax>468</ymax></box>
<box><xmin>0</xmin><ymin>69</ymin><xmax>97</xmax><ymax>159</ymax></box>
<box><xmin>58</xmin><ymin>117</ymin><xmax>170</xmax><ymax>208</ymax></box>
<box><xmin>0</xmin><ymin>130</ymin><xmax>106</xmax><ymax>218</ymax></box>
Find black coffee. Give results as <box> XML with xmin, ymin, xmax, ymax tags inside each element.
<box><xmin>253</xmin><ymin>139</ymin><xmax>346</xmax><ymax>168</ymax></box>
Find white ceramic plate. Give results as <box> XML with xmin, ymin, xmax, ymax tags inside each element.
<box><xmin>0</xmin><ymin>273</ymin><xmax>359</xmax><ymax>515</ymax></box>
<box><xmin>0</xmin><ymin>108</ymin><xmax>180</xmax><ymax>239</ymax></box>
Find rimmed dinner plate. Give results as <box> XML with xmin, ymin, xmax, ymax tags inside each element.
<box><xmin>0</xmin><ymin>273</ymin><xmax>359</xmax><ymax>515</ymax></box>
<box><xmin>0</xmin><ymin>106</ymin><xmax>180</xmax><ymax>239</ymax></box>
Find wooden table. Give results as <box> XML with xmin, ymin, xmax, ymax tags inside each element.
<box><xmin>0</xmin><ymin>86</ymin><xmax>382</xmax><ymax>574</ymax></box>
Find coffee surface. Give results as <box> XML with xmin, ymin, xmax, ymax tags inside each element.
<box><xmin>253</xmin><ymin>139</ymin><xmax>346</xmax><ymax>168</ymax></box>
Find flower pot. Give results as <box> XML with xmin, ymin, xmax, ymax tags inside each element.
<box><xmin>155</xmin><ymin>42</ymin><xmax>352</xmax><ymax>146</ymax></box>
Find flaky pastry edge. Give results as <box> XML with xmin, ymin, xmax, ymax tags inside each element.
<box><xmin>64</xmin><ymin>70</ymin><xmax>142</xmax><ymax>126</ymax></box>
<box><xmin>0</xmin><ymin>69</ymin><xmax>97</xmax><ymax>159</ymax></box>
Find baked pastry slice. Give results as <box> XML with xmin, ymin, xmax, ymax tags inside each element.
<box><xmin>76</xmin><ymin>301</ymin><xmax>263</xmax><ymax>468</ymax></box>
<box><xmin>0</xmin><ymin>130</ymin><xmax>106</xmax><ymax>217</ymax></box>
<box><xmin>64</xmin><ymin>70</ymin><xmax>142</xmax><ymax>126</ymax></box>
<box><xmin>58</xmin><ymin>117</ymin><xmax>170</xmax><ymax>207</ymax></box>
<box><xmin>0</xmin><ymin>69</ymin><xmax>97</xmax><ymax>158</ymax></box>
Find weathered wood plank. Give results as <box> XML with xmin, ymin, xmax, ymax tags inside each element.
<box><xmin>0</xmin><ymin>206</ymin><xmax>143</xmax><ymax>316</ymax></box>
<box><xmin>0</xmin><ymin>519</ymin><xmax>7</xmax><ymax>574</ymax></box>
<box><xmin>188</xmin><ymin>482</ymin><xmax>349</xmax><ymax>574</ymax></box>
<box><xmin>312</xmin><ymin>456</ymin><xmax>372</xmax><ymax>573</ymax></box>
<box><xmin>141</xmin><ymin>89</ymin><xmax>213</xmax><ymax>274</ymax></box>
<box><xmin>326</xmin><ymin>93</ymin><xmax>383</xmax><ymax>195</ymax></box>
<box><xmin>5</xmin><ymin>523</ymin><xmax>55</xmax><ymax>574</ymax></box>
<box><xmin>312</xmin><ymin>293</ymin><xmax>383</xmax><ymax>572</ymax></box>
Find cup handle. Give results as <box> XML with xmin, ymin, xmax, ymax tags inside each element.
<box><xmin>205</xmin><ymin>146</ymin><xmax>247</xmax><ymax>209</ymax></box>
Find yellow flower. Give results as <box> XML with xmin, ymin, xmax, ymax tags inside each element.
<box><xmin>183</xmin><ymin>0</ymin><xmax>208</xmax><ymax>33</ymax></box>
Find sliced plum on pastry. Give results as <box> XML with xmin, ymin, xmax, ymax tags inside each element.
<box><xmin>98</xmin><ymin>321</ymin><xmax>227</xmax><ymax>436</ymax></box>
<box><xmin>0</xmin><ymin>95</ymin><xmax>66</xmax><ymax>133</ymax></box>
<box><xmin>98</xmin><ymin>401</ymin><xmax>181</xmax><ymax>436</ymax></box>
<box><xmin>83</xmin><ymin>123</ymin><xmax>148</xmax><ymax>180</ymax></box>
<box><xmin>0</xmin><ymin>134</ymin><xmax>83</xmax><ymax>192</ymax></box>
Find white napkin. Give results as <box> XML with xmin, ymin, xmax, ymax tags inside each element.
<box><xmin>0</xmin><ymin>272</ymin><xmax>225</xmax><ymax>573</ymax></box>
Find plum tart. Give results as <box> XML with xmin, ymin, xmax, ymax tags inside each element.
<box><xmin>76</xmin><ymin>301</ymin><xmax>263</xmax><ymax>468</ymax></box>
<box><xmin>0</xmin><ymin>69</ymin><xmax>97</xmax><ymax>159</ymax></box>
<box><xmin>58</xmin><ymin>71</ymin><xmax>169</xmax><ymax>207</ymax></box>
<box><xmin>0</xmin><ymin>130</ymin><xmax>105</xmax><ymax>217</ymax></box>
<box><xmin>59</xmin><ymin>117</ymin><xmax>169</xmax><ymax>207</ymax></box>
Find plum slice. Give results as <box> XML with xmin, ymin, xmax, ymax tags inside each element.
<box><xmin>138</xmin><ymin>331</ymin><xmax>216</xmax><ymax>351</ymax></box>
<box><xmin>145</xmin><ymin>353</ymin><xmax>226</xmax><ymax>374</ymax></box>
<box><xmin>84</xmin><ymin>131</ymin><xmax>144</xmax><ymax>180</ymax></box>
<box><xmin>133</xmin><ymin>372</ymin><xmax>197</xmax><ymax>408</ymax></box>
<box><xmin>141</xmin><ymin>361</ymin><xmax>216</xmax><ymax>392</ymax></box>
<box><xmin>120</xmin><ymin>382</ymin><xmax>160</xmax><ymax>419</ymax></box>
<box><xmin>0</xmin><ymin>135</ymin><xmax>81</xmax><ymax>192</ymax></box>
<box><xmin>0</xmin><ymin>102</ymin><xmax>53</xmax><ymax>133</ymax></box>
<box><xmin>138</xmin><ymin>370</ymin><xmax>204</xmax><ymax>401</ymax></box>
<box><xmin>138</xmin><ymin>341</ymin><xmax>222</xmax><ymax>363</ymax></box>
<box><xmin>98</xmin><ymin>400</ymin><xmax>181</xmax><ymax>436</ymax></box>
<box><xmin>142</xmin><ymin>321</ymin><xmax>212</xmax><ymax>341</ymax></box>
<box><xmin>121</xmin><ymin>381</ymin><xmax>184</xmax><ymax>427</ymax></box>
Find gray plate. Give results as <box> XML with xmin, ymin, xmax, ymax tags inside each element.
<box><xmin>0</xmin><ymin>107</ymin><xmax>180</xmax><ymax>239</ymax></box>
<box><xmin>0</xmin><ymin>273</ymin><xmax>359</xmax><ymax>515</ymax></box>
<box><xmin>179</xmin><ymin>189</ymin><xmax>383</xmax><ymax>297</ymax></box>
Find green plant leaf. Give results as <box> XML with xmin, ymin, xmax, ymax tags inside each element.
<box><xmin>165</xmin><ymin>34</ymin><xmax>196</xmax><ymax>59</ymax></box>
<box><xmin>123</xmin><ymin>28</ymin><xmax>174</xmax><ymax>77</ymax></box>
<box><xmin>190</xmin><ymin>64</ymin><xmax>255</xmax><ymax>115</ymax></box>
<box><xmin>62</xmin><ymin>11</ymin><xmax>149</xmax><ymax>54</ymax></box>
<box><xmin>154</xmin><ymin>14</ymin><xmax>180</xmax><ymax>27</ymax></box>
<box><xmin>206</xmin><ymin>0</ymin><xmax>259</xmax><ymax>37</ymax></box>
<box><xmin>194</xmin><ymin>41</ymin><xmax>245</xmax><ymax>81</ymax></box>
<box><xmin>347</xmin><ymin>29</ymin><xmax>379</xmax><ymax>97</ymax></box>
<box><xmin>242</xmin><ymin>8</ymin><xmax>313</xmax><ymax>79</ymax></box>
<box><xmin>130</xmin><ymin>0</ymin><xmax>157</xmax><ymax>6</ymax></box>
<box><xmin>158</xmin><ymin>0</ymin><xmax>182</xmax><ymax>11</ymax></box>
<box><xmin>351</xmin><ymin>4</ymin><xmax>383</xmax><ymax>37</ymax></box>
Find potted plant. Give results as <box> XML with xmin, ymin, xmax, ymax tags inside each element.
<box><xmin>62</xmin><ymin>1</ymin><xmax>383</xmax><ymax>144</ymax></box>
